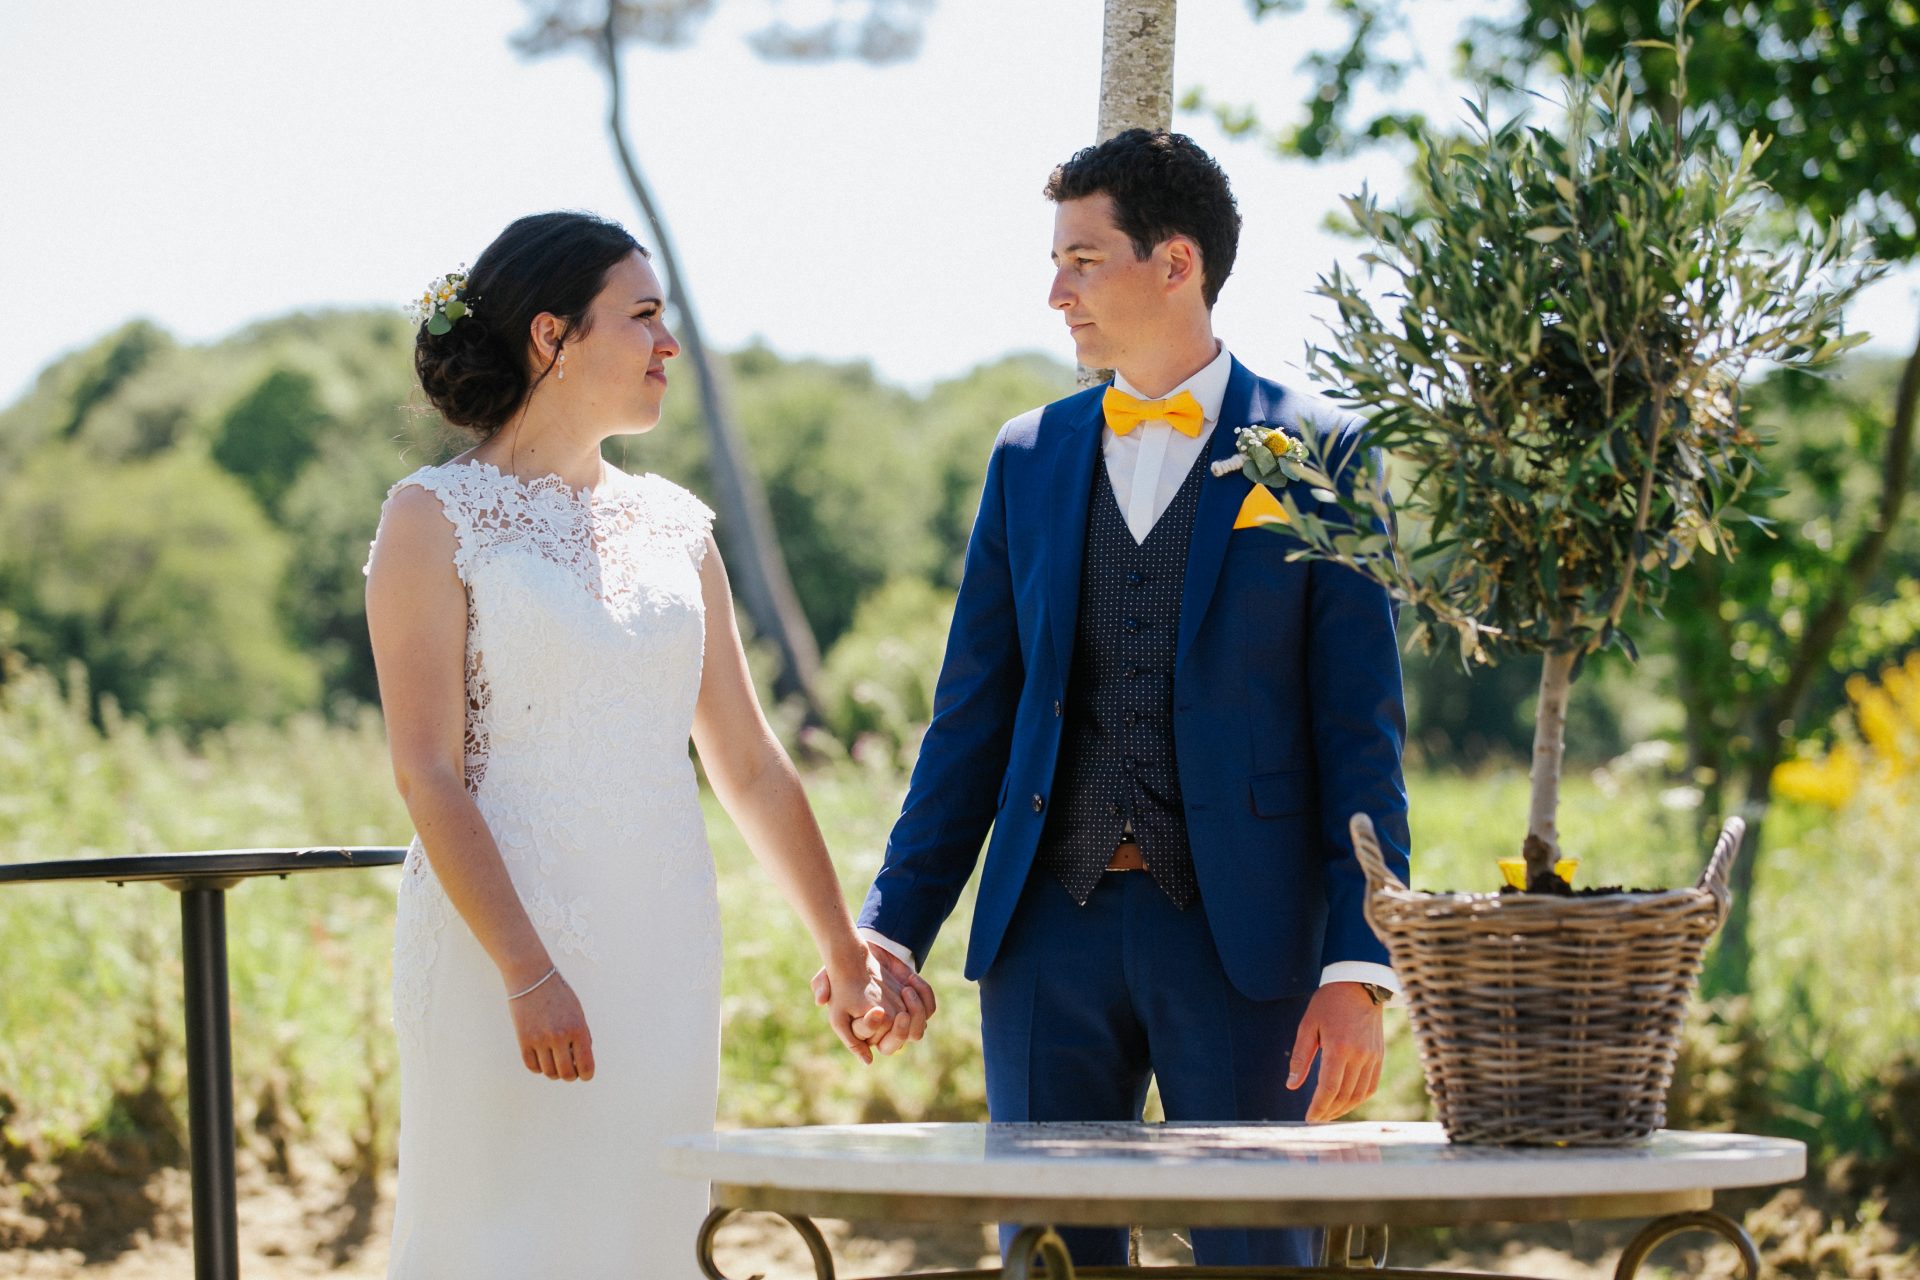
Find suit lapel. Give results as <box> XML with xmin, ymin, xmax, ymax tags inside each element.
<box><xmin>1046</xmin><ymin>390</ymin><xmax>1107</xmax><ymax>681</ymax></box>
<box><xmin>1177</xmin><ymin>359</ymin><xmax>1278</xmax><ymax>667</ymax></box>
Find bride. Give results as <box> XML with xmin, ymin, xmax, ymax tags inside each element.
<box><xmin>362</xmin><ymin>211</ymin><xmax>930</xmax><ymax>1277</ymax></box>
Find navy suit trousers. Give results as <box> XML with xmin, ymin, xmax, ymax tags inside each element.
<box><xmin>980</xmin><ymin>868</ymin><xmax>1321</xmax><ymax>1269</ymax></box>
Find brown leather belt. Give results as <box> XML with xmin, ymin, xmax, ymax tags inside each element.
<box><xmin>1106</xmin><ymin>841</ymin><xmax>1148</xmax><ymax>872</ymax></box>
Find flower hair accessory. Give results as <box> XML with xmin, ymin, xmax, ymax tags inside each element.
<box><xmin>1210</xmin><ymin>423</ymin><xmax>1312</xmax><ymax>484</ymax></box>
<box><xmin>405</xmin><ymin>266</ymin><xmax>478</xmax><ymax>336</ymax></box>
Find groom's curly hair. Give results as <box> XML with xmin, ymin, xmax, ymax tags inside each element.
<box><xmin>1045</xmin><ymin>130</ymin><xmax>1241</xmax><ymax>308</ymax></box>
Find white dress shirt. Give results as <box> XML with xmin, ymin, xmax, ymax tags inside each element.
<box><xmin>864</xmin><ymin>344</ymin><xmax>1401</xmax><ymax>1002</ymax></box>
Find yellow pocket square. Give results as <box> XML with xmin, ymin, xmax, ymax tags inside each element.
<box><xmin>1233</xmin><ymin>484</ymin><xmax>1290</xmax><ymax>530</ymax></box>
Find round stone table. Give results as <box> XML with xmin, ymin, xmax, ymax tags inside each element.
<box><xmin>666</xmin><ymin>1120</ymin><xmax>1803</xmax><ymax>1279</ymax></box>
<box><xmin>0</xmin><ymin>847</ymin><xmax>406</xmax><ymax>1280</ymax></box>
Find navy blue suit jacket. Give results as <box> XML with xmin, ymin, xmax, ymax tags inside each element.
<box><xmin>857</xmin><ymin>358</ymin><xmax>1412</xmax><ymax>1001</ymax></box>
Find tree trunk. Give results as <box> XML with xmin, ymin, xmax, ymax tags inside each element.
<box><xmin>1716</xmin><ymin>309</ymin><xmax>1920</xmax><ymax>991</ymax></box>
<box><xmin>1524</xmin><ymin>648</ymin><xmax>1578</xmax><ymax>881</ymax></box>
<box><xmin>598</xmin><ymin>9</ymin><xmax>823</xmax><ymax>712</ymax></box>
<box><xmin>1097</xmin><ymin>0</ymin><xmax>1177</xmax><ymax>141</ymax></box>
<box><xmin>1081</xmin><ymin>0</ymin><xmax>1179</xmax><ymax>392</ymax></box>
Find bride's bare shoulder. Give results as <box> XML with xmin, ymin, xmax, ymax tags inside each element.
<box><xmin>365</xmin><ymin>472</ymin><xmax>464</xmax><ymax>586</ymax></box>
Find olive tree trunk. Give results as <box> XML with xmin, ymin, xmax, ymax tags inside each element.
<box><xmin>1523</xmin><ymin>648</ymin><xmax>1577</xmax><ymax>882</ymax></box>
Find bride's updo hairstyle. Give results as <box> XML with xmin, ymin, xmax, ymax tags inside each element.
<box><xmin>414</xmin><ymin>211</ymin><xmax>646</xmax><ymax>438</ymax></box>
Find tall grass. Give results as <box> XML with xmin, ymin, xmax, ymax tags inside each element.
<box><xmin>1</xmin><ymin>660</ymin><xmax>1912</xmax><ymax>1170</ymax></box>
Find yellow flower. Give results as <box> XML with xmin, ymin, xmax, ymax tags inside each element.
<box><xmin>1775</xmin><ymin>650</ymin><xmax>1920</xmax><ymax>809</ymax></box>
<box><xmin>1771</xmin><ymin>745</ymin><xmax>1862</xmax><ymax>808</ymax></box>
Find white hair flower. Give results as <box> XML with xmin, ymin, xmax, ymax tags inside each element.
<box><xmin>404</xmin><ymin>264</ymin><xmax>477</xmax><ymax>335</ymax></box>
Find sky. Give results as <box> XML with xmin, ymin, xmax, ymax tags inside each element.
<box><xmin>2</xmin><ymin>0</ymin><xmax>1915</xmax><ymax>410</ymax></box>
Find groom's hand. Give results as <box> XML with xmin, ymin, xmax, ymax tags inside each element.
<box><xmin>1288</xmin><ymin>982</ymin><xmax>1384</xmax><ymax>1122</ymax></box>
<box><xmin>812</xmin><ymin>943</ymin><xmax>937</xmax><ymax>1057</ymax></box>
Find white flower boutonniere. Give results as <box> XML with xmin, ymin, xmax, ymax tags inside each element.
<box><xmin>1210</xmin><ymin>423</ymin><xmax>1312</xmax><ymax>484</ymax></box>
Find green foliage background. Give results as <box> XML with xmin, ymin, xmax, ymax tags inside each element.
<box><xmin>1</xmin><ymin>657</ymin><xmax>1913</xmax><ymax>1182</ymax></box>
<box><xmin>0</xmin><ymin>311</ymin><xmax>1915</xmax><ymax>1248</ymax></box>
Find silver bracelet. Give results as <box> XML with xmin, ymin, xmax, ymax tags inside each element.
<box><xmin>507</xmin><ymin>966</ymin><xmax>559</xmax><ymax>1001</ymax></box>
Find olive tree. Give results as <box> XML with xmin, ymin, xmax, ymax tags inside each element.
<box><xmin>1263</xmin><ymin>30</ymin><xmax>1878</xmax><ymax>881</ymax></box>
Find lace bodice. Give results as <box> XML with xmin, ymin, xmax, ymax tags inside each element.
<box><xmin>366</xmin><ymin>459</ymin><xmax>715</xmax><ymax>794</ymax></box>
<box><xmin>364</xmin><ymin>459</ymin><xmax>718</xmax><ymax>1043</ymax></box>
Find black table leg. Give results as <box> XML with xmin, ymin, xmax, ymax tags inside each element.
<box><xmin>179</xmin><ymin>884</ymin><xmax>239</xmax><ymax>1280</ymax></box>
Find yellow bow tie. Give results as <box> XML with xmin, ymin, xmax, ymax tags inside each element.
<box><xmin>1102</xmin><ymin>387</ymin><xmax>1205</xmax><ymax>438</ymax></box>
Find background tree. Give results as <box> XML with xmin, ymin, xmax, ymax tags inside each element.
<box><xmin>0</xmin><ymin>447</ymin><xmax>320</xmax><ymax>731</ymax></box>
<box><xmin>1075</xmin><ymin>0</ymin><xmax>1179</xmax><ymax>391</ymax></box>
<box><xmin>0</xmin><ymin>307</ymin><xmax>1069</xmax><ymax>736</ymax></box>
<box><xmin>1098</xmin><ymin>0</ymin><xmax>1176</xmax><ymax>140</ymax></box>
<box><xmin>512</xmin><ymin>0</ymin><xmax>936</xmax><ymax>714</ymax></box>
<box><xmin>210</xmin><ymin>368</ymin><xmax>329</xmax><ymax>515</ymax></box>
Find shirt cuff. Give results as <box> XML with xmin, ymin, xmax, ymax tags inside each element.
<box><xmin>1320</xmin><ymin>961</ymin><xmax>1401</xmax><ymax>1006</ymax></box>
<box><xmin>858</xmin><ymin>928</ymin><xmax>918</xmax><ymax>973</ymax></box>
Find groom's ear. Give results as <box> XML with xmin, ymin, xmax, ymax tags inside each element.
<box><xmin>1162</xmin><ymin>235</ymin><xmax>1205</xmax><ymax>298</ymax></box>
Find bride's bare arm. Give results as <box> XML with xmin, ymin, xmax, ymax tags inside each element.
<box><xmin>365</xmin><ymin>484</ymin><xmax>594</xmax><ymax>1082</ymax></box>
<box><xmin>688</xmin><ymin>538</ymin><xmax>910</xmax><ymax>1061</ymax></box>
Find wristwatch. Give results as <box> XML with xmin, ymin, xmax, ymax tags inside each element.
<box><xmin>1359</xmin><ymin>982</ymin><xmax>1391</xmax><ymax>1007</ymax></box>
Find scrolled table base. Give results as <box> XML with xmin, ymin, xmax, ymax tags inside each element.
<box><xmin>699</xmin><ymin>1207</ymin><xmax>839</xmax><ymax>1280</ymax></box>
<box><xmin>696</xmin><ymin>1206</ymin><xmax>1758</xmax><ymax>1280</ymax></box>
<box><xmin>1006</xmin><ymin>1225</ymin><xmax>1078</xmax><ymax>1278</ymax></box>
<box><xmin>1613</xmin><ymin>1210</ymin><xmax>1760</xmax><ymax>1280</ymax></box>
<box><xmin>1323</xmin><ymin>1223</ymin><xmax>1389</xmax><ymax>1269</ymax></box>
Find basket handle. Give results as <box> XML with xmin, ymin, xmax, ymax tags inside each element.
<box><xmin>1697</xmin><ymin>815</ymin><xmax>1746</xmax><ymax>921</ymax></box>
<box><xmin>1349</xmin><ymin>812</ymin><xmax>1407</xmax><ymax>894</ymax></box>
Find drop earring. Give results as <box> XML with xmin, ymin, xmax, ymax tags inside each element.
<box><xmin>556</xmin><ymin>349</ymin><xmax>567</xmax><ymax>381</ymax></box>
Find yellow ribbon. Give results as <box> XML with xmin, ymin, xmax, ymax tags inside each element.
<box><xmin>1101</xmin><ymin>387</ymin><xmax>1205</xmax><ymax>438</ymax></box>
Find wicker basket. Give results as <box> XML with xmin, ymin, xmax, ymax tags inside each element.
<box><xmin>1350</xmin><ymin>812</ymin><xmax>1743</xmax><ymax>1146</ymax></box>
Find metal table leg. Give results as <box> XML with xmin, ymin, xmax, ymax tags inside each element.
<box><xmin>1324</xmin><ymin>1224</ymin><xmax>1390</xmax><ymax>1269</ymax></box>
<box><xmin>1613</xmin><ymin>1210</ymin><xmax>1760</xmax><ymax>1280</ymax></box>
<box><xmin>1005</xmin><ymin>1225</ymin><xmax>1077</xmax><ymax>1279</ymax></box>
<box><xmin>698</xmin><ymin>1206</ymin><xmax>838</xmax><ymax>1280</ymax></box>
<box><xmin>179</xmin><ymin>884</ymin><xmax>239</xmax><ymax>1280</ymax></box>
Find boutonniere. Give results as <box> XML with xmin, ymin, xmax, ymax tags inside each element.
<box><xmin>1210</xmin><ymin>423</ymin><xmax>1311</xmax><ymax>484</ymax></box>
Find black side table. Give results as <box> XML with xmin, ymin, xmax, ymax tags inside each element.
<box><xmin>0</xmin><ymin>846</ymin><xmax>407</xmax><ymax>1280</ymax></box>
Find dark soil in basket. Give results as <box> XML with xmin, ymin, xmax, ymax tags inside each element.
<box><xmin>1495</xmin><ymin>882</ymin><xmax>1669</xmax><ymax>897</ymax></box>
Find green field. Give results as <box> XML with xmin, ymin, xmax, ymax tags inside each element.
<box><xmin>1</xmin><ymin>656</ymin><xmax>1914</xmax><ymax>1176</ymax></box>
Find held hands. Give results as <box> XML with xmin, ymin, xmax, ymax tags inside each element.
<box><xmin>507</xmin><ymin>968</ymin><xmax>596</xmax><ymax>1082</ymax></box>
<box><xmin>1288</xmin><ymin>981</ymin><xmax>1384</xmax><ymax>1122</ymax></box>
<box><xmin>812</xmin><ymin>942</ymin><xmax>937</xmax><ymax>1061</ymax></box>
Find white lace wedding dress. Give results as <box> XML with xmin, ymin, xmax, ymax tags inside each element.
<box><xmin>365</xmin><ymin>459</ymin><xmax>722</xmax><ymax>1279</ymax></box>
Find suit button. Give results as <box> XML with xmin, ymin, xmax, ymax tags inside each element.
<box><xmin>1053</xmin><ymin>700</ymin><xmax>1063</xmax><ymax>717</ymax></box>
<box><xmin>1125</xmin><ymin>712</ymin><xmax>1139</xmax><ymax>726</ymax></box>
<box><xmin>1109</xmin><ymin>802</ymin><xmax>1122</xmax><ymax>817</ymax></box>
<box><xmin>1032</xmin><ymin>795</ymin><xmax>1045</xmax><ymax>813</ymax></box>
<box><xmin>1127</xmin><ymin>571</ymin><xmax>1144</xmax><ymax>586</ymax></box>
<box><xmin>1126</xmin><ymin>666</ymin><xmax>1140</xmax><ymax>678</ymax></box>
<box><xmin>1123</xmin><ymin>617</ymin><xmax>1140</xmax><ymax>632</ymax></box>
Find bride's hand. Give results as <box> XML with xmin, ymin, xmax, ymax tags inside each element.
<box><xmin>508</xmin><ymin>973</ymin><xmax>595</xmax><ymax>1082</ymax></box>
<box><xmin>816</xmin><ymin>948</ymin><xmax>901</xmax><ymax>1065</ymax></box>
<box><xmin>813</xmin><ymin>944</ymin><xmax>937</xmax><ymax>1059</ymax></box>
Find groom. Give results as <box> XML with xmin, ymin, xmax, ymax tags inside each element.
<box><xmin>855</xmin><ymin>129</ymin><xmax>1412</xmax><ymax>1269</ymax></box>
